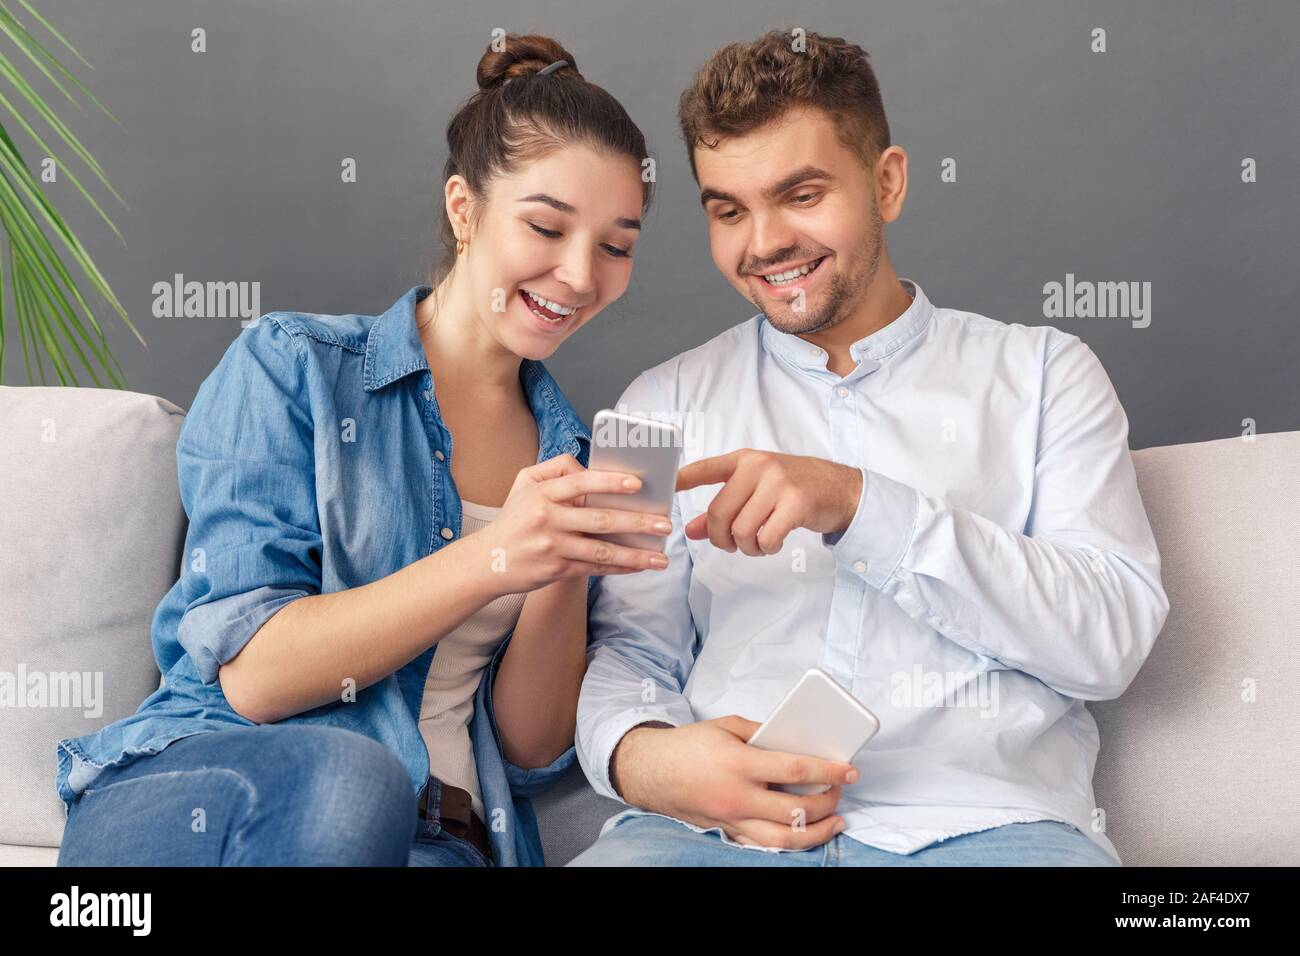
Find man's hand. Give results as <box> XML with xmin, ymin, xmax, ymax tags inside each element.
<box><xmin>610</xmin><ymin>716</ymin><xmax>858</xmax><ymax>849</ymax></box>
<box><xmin>675</xmin><ymin>450</ymin><xmax>863</xmax><ymax>555</ymax></box>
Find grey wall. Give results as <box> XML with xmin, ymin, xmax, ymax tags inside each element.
<box><xmin>4</xmin><ymin>0</ymin><xmax>1296</xmax><ymax>449</ymax></box>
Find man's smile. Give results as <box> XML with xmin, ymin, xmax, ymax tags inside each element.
<box><xmin>751</xmin><ymin>254</ymin><xmax>830</xmax><ymax>295</ymax></box>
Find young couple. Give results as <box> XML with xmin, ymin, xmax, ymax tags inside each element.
<box><xmin>55</xmin><ymin>29</ymin><xmax>1168</xmax><ymax>868</ymax></box>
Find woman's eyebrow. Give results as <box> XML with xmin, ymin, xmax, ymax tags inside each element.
<box><xmin>518</xmin><ymin>192</ymin><xmax>576</xmax><ymax>214</ymax></box>
<box><xmin>516</xmin><ymin>193</ymin><xmax>640</xmax><ymax>230</ymax></box>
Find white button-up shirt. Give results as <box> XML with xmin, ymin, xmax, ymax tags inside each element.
<box><xmin>575</xmin><ymin>278</ymin><xmax>1169</xmax><ymax>863</ymax></box>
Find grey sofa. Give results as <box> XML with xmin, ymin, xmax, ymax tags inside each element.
<box><xmin>2</xmin><ymin>384</ymin><xmax>1296</xmax><ymax>866</ymax></box>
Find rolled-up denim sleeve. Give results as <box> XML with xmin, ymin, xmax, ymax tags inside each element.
<box><xmin>174</xmin><ymin>314</ymin><xmax>322</xmax><ymax>687</ymax></box>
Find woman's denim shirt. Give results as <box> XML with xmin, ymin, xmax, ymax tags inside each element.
<box><xmin>54</xmin><ymin>284</ymin><xmax>593</xmax><ymax>866</ymax></box>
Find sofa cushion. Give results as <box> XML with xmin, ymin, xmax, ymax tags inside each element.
<box><xmin>1090</xmin><ymin>431</ymin><xmax>1299</xmax><ymax>865</ymax></box>
<box><xmin>533</xmin><ymin>763</ymin><xmax>625</xmax><ymax>865</ymax></box>
<box><xmin>0</xmin><ymin>386</ymin><xmax>186</xmax><ymax>850</ymax></box>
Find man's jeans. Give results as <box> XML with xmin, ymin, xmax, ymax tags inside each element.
<box><xmin>56</xmin><ymin>724</ymin><xmax>490</xmax><ymax>867</ymax></box>
<box><xmin>568</xmin><ymin>812</ymin><xmax>1121</xmax><ymax>866</ymax></box>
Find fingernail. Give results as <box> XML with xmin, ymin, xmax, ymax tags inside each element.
<box><xmin>653</xmin><ymin>519</ymin><xmax>671</xmax><ymax>532</ymax></box>
<box><xmin>834</xmin><ymin>819</ymin><xmax>847</xmax><ymax>834</ymax></box>
<box><xmin>622</xmin><ymin>477</ymin><xmax>642</xmax><ymax>490</ymax></box>
<box><xmin>650</xmin><ymin>555</ymin><xmax>668</xmax><ymax>568</ymax></box>
<box><xmin>845</xmin><ymin>769</ymin><xmax>859</xmax><ymax>784</ymax></box>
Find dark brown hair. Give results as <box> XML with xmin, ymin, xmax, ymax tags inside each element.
<box><xmin>428</xmin><ymin>34</ymin><xmax>653</xmax><ymax>285</ymax></box>
<box><xmin>677</xmin><ymin>29</ymin><xmax>890</xmax><ymax>180</ymax></box>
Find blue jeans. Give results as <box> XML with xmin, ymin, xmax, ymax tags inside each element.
<box><xmin>567</xmin><ymin>812</ymin><xmax>1121</xmax><ymax>866</ymax></box>
<box><xmin>56</xmin><ymin>724</ymin><xmax>490</xmax><ymax>867</ymax></box>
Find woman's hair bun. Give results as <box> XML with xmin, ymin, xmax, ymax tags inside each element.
<box><xmin>476</xmin><ymin>33</ymin><xmax>581</xmax><ymax>90</ymax></box>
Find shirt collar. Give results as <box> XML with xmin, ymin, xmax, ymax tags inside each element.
<box><xmin>363</xmin><ymin>284</ymin><xmax>434</xmax><ymax>393</ymax></box>
<box><xmin>362</xmin><ymin>284</ymin><xmax>590</xmax><ymax>459</ymax></box>
<box><xmin>759</xmin><ymin>277</ymin><xmax>934</xmax><ymax>374</ymax></box>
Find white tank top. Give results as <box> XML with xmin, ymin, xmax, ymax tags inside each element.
<box><xmin>417</xmin><ymin>499</ymin><xmax>526</xmax><ymax>823</ymax></box>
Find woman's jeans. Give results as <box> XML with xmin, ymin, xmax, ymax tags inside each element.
<box><xmin>56</xmin><ymin>724</ymin><xmax>490</xmax><ymax>867</ymax></box>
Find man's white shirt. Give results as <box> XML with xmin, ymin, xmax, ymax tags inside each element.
<box><xmin>575</xmin><ymin>278</ymin><xmax>1169</xmax><ymax>863</ymax></box>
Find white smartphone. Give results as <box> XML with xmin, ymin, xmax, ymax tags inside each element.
<box><xmin>584</xmin><ymin>408</ymin><xmax>683</xmax><ymax>553</ymax></box>
<box><xmin>747</xmin><ymin>667</ymin><xmax>880</xmax><ymax>795</ymax></box>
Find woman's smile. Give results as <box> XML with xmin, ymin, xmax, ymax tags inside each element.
<box><xmin>518</xmin><ymin>287</ymin><xmax>581</xmax><ymax>333</ymax></box>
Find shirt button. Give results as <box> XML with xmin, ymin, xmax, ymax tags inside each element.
<box><xmin>422</xmin><ymin>389</ymin><xmax>433</xmax><ymax>401</ymax></box>
<box><xmin>927</xmin><ymin>614</ymin><xmax>943</xmax><ymax>628</ymax></box>
<box><xmin>434</xmin><ymin>449</ymin><xmax>445</xmax><ymax>461</ymax></box>
<box><xmin>852</xmin><ymin>560</ymin><xmax>867</xmax><ymax>574</ymax></box>
<box><xmin>836</xmin><ymin>386</ymin><xmax>850</xmax><ymax>398</ymax></box>
<box><xmin>809</xmin><ymin>346</ymin><xmax>821</xmax><ymax>357</ymax></box>
<box><xmin>440</xmin><ymin>527</ymin><xmax>454</xmax><ymax>540</ymax></box>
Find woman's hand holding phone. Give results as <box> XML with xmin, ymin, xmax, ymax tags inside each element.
<box><xmin>475</xmin><ymin>452</ymin><xmax>671</xmax><ymax>595</ymax></box>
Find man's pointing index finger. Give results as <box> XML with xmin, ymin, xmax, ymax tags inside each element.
<box><xmin>675</xmin><ymin>450</ymin><xmax>741</xmax><ymax>492</ymax></box>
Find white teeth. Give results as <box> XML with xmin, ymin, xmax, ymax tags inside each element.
<box><xmin>524</xmin><ymin>289</ymin><xmax>577</xmax><ymax>315</ymax></box>
<box><xmin>762</xmin><ymin>258</ymin><xmax>823</xmax><ymax>285</ymax></box>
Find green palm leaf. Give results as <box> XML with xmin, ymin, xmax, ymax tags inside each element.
<box><xmin>0</xmin><ymin>0</ymin><xmax>137</xmax><ymax>387</ymax></box>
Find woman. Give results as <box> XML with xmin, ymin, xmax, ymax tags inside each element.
<box><xmin>54</xmin><ymin>34</ymin><xmax>666</xmax><ymax>867</ymax></box>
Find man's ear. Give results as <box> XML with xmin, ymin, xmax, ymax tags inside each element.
<box><xmin>876</xmin><ymin>145</ymin><xmax>908</xmax><ymax>223</ymax></box>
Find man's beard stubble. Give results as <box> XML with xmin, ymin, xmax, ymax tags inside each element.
<box><xmin>761</xmin><ymin>202</ymin><xmax>883</xmax><ymax>336</ymax></box>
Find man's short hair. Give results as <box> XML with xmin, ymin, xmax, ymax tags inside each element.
<box><xmin>678</xmin><ymin>29</ymin><xmax>891</xmax><ymax>180</ymax></box>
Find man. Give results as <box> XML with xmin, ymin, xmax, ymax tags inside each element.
<box><xmin>569</xmin><ymin>30</ymin><xmax>1168</xmax><ymax>866</ymax></box>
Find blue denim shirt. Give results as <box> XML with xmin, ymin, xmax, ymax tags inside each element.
<box><xmin>54</xmin><ymin>284</ymin><xmax>593</xmax><ymax>866</ymax></box>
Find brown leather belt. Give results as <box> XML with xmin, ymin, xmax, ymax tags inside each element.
<box><xmin>417</xmin><ymin>777</ymin><xmax>491</xmax><ymax>862</ymax></box>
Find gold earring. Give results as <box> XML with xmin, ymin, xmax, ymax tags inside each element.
<box><xmin>455</xmin><ymin>238</ymin><xmax>466</xmax><ymax>255</ymax></box>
